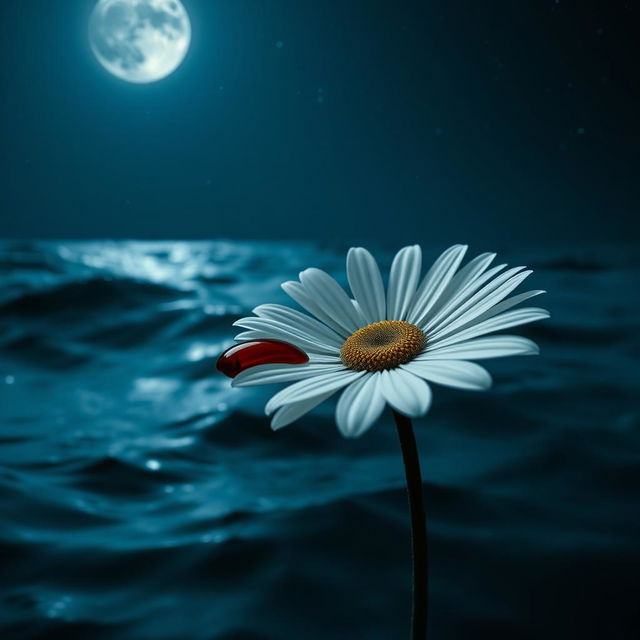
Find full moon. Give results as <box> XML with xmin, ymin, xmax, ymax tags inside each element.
<box><xmin>89</xmin><ymin>0</ymin><xmax>191</xmax><ymax>84</ymax></box>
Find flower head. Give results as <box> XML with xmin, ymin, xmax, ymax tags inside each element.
<box><xmin>227</xmin><ymin>245</ymin><xmax>549</xmax><ymax>438</ymax></box>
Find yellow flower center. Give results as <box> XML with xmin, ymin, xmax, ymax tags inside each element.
<box><xmin>340</xmin><ymin>320</ymin><xmax>426</xmax><ymax>372</ymax></box>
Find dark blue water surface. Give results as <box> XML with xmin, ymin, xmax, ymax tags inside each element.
<box><xmin>0</xmin><ymin>241</ymin><xmax>639</xmax><ymax>640</ymax></box>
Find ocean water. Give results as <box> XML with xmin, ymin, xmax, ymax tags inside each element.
<box><xmin>0</xmin><ymin>240</ymin><xmax>638</xmax><ymax>640</ymax></box>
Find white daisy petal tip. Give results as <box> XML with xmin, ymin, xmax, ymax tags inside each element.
<box><xmin>269</xmin><ymin>389</ymin><xmax>336</xmax><ymax>430</ymax></box>
<box><xmin>280</xmin><ymin>280</ymin><xmax>298</xmax><ymax>295</ymax></box>
<box><xmin>298</xmin><ymin>267</ymin><xmax>314</xmax><ymax>280</ymax></box>
<box><xmin>403</xmin><ymin>360</ymin><xmax>493</xmax><ymax>392</ymax></box>
<box><xmin>477</xmin><ymin>369</ymin><xmax>493</xmax><ymax>390</ymax></box>
<box><xmin>380</xmin><ymin>369</ymin><xmax>432</xmax><ymax>418</ymax></box>
<box><xmin>447</xmin><ymin>243</ymin><xmax>469</xmax><ymax>256</ymax></box>
<box><xmin>335</xmin><ymin>373</ymin><xmax>385</xmax><ymax>438</ymax></box>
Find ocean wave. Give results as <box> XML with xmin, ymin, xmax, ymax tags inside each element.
<box><xmin>1</xmin><ymin>241</ymin><xmax>639</xmax><ymax>639</ymax></box>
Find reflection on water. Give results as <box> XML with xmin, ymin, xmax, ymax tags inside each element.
<box><xmin>0</xmin><ymin>241</ymin><xmax>639</xmax><ymax>639</ymax></box>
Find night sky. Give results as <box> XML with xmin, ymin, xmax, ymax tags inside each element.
<box><xmin>1</xmin><ymin>0</ymin><xmax>638</xmax><ymax>246</ymax></box>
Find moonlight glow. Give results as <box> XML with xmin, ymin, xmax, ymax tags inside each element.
<box><xmin>89</xmin><ymin>0</ymin><xmax>191</xmax><ymax>84</ymax></box>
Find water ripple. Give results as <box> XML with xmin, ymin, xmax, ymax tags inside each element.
<box><xmin>0</xmin><ymin>241</ymin><xmax>638</xmax><ymax>639</ymax></box>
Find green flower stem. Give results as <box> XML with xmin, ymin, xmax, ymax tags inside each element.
<box><xmin>393</xmin><ymin>409</ymin><xmax>428</xmax><ymax>640</ymax></box>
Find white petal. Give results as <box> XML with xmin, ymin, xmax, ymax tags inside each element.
<box><xmin>253</xmin><ymin>303</ymin><xmax>344</xmax><ymax>347</ymax></box>
<box><xmin>299</xmin><ymin>268</ymin><xmax>364</xmax><ymax>333</ymax></box>
<box><xmin>429</xmin><ymin>307</ymin><xmax>549</xmax><ymax>348</ymax></box>
<box><xmin>346</xmin><ymin>247</ymin><xmax>386</xmax><ymax>324</ymax></box>
<box><xmin>419</xmin><ymin>335</ymin><xmax>540</xmax><ymax>360</ymax></box>
<box><xmin>407</xmin><ymin>244</ymin><xmax>468</xmax><ymax>326</ymax></box>
<box><xmin>380</xmin><ymin>368</ymin><xmax>432</xmax><ymax>418</ymax></box>
<box><xmin>403</xmin><ymin>359</ymin><xmax>492</xmax><ymax>390</ymax></box>
<box><xmin>422</xmin><ymin>263</ymin><xmax>506</xmax><ymax>331</ymax></box>
<box><xmin>232</xmin><ymin>363</ymin><xmax>345</xmax><ymax>387</ymax></box>
<box><xmin>270</xmin><ymin>390</ymin><xmax>335</xmax><ymax>430</ymax></box>
<box><xmin>424</xmin><ymin>265</ymin><xmax>524</xmax><ymax>333</ymax></box>
<box><xmin>387</xmin><ymin>245</ymin><xmax>422</xmax><ymax>321</ymax></box>
<box><xmin>232</xmin><ymin>317</ymin><xmax>339</xmax><ymax>355</ymax></box>
<box><xmin>335</xmin><ymin>373</ymin><xmax>385</xmax><ymax>438</ymax></box>
<box><xmin>443</xmin><ymin>289</ymin><xmax>546</xmax><ymax>336</ymax></box>
<box><xmin>427</xmin><ymin>268</ymin><xmax>533</xmax><ymax>339</ymax></box>
<box><xmin>265</xmin><ymin>369</ymin><xmax>365</xmax><ymax>414</ymax></box>
<box><xmin>282</xmin><ymin>280</ymin><xmax>352</xmax><ymax>338</ymax></box>
<box><xmin>441</xmin><ymin>252</ymin><xmax>497</xmax><ymax>293</ymax></box>
<box><xmin>418</xmin><ymin>252</ymin><xmax>497</xmax><ymax>322</ymax></box>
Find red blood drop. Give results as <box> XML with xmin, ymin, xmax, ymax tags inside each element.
<box><xmin>216</xmin><ymin>340</ymin><xmax>309</xmax><ymax>378</ymax></box>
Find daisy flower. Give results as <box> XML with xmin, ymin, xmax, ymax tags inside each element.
<box><xmin>219</xmin><ymin>243</ymin><xmax>548</xmax><ymax>639</ymax></box>
<box><xmin>225</xmin><ymin>244</ymin><xmax>548</xmax><ymax>437</ymax></box>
